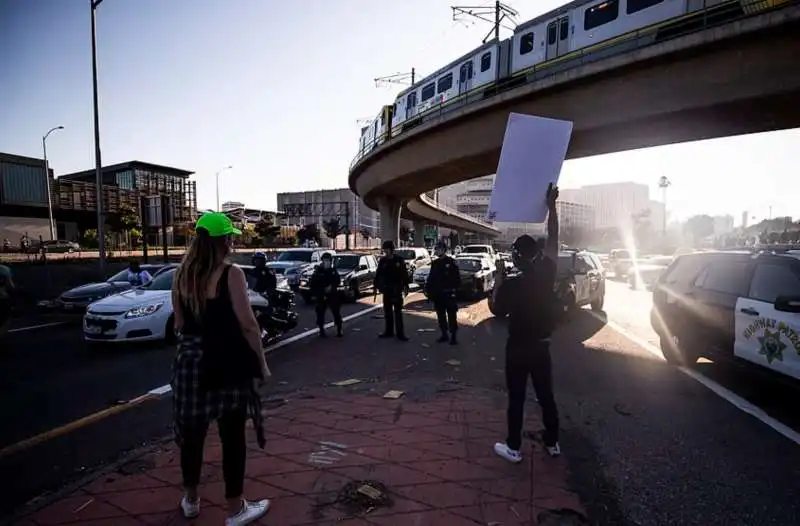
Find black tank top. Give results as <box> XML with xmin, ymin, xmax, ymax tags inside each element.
<box><xmin>180</xmin><ymin>265</ymin><xmax>260</xmax><ymax>387</ymax></box>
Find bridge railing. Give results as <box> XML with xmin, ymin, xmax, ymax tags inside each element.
<box><xmin>350</xmin><ymin>0</ymin><xmax>796</xmax><ymax>170</ymax></box>
<box><xmin>415</xmin><ymin>192</ymin><xmax>498</xmax><ymax>231</ymax></box>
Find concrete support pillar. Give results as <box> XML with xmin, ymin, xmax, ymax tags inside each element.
<box><xmin>413</xmin><ymin>220</ymin><xmax>426</xmax><ymax>247</ymax></box>
<box><xmin>377</xmin><ymin>196</ymin><xmax>402</xmax><ymax>246</ymax></box>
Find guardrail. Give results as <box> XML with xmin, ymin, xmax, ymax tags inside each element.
<box><xmin>350</xmin><ymin>0</ymin><xmax>796</xmax><ymax>169</ymax></box>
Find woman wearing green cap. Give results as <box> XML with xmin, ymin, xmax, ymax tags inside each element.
<box><xmin>171</xmin><ymin>212</ymin><xmax>272</xmax><ymax>525</ymax></box>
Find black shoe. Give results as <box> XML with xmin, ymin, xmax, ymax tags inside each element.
<box><xmin>336</xmin><ymin>327</ymin><xmax>343</xmax><ymax>337</ymax></box>
<box><xmin>319</xmin><ymin>329</ymin><xmax>327</xmax><ymax>338</ymax></box>
<box><xmin>437</xmin><ymin>334</ymin><xmax>449</xmax><ymax>343</ymax></box>
<box><xmin>396</xmin><ymin>334</ymin><xmax>409</xmax><ymax>342</ymax></box>
<box><xmin>449</xmin><ymin>336</ymin><xmax>458</xmax><ymax>345</ymax></box>
<box><xmin>379</xmin><ymin>332</ymin><xmax>394</xmax><ymax>339</ymax></box>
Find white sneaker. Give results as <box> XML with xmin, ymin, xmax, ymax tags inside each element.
<box><xmin>180</xmin><ymin>495</ymin><xmax>200</xmax><ymax>518</ymax></box>
<box><xmin>546</xmin><ymin>442</ymin><xmax>562</xmax><ymax>457</ymax></box>
<box><xmin>493</xmin><ymin>442</ymin><xmax>523</xmax><ymax>463</ymax></box>
<box><xmin>225</xmin><ymin>499</ymin><xmax>270</xmax><ymax>526</ymax></box>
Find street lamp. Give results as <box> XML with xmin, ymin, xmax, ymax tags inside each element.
<box><xmin>215</xmin><ymin>165</ymin><xmax>233</xmax><ymax>211</ymax></box>
<box><xmin>91</xmin><ymin>0</ymin><xmax>106</xmax><ymax>273</ymax></box>
<box><xmin>42</xmin><ymin>126</ymin><xmax>64</xmax><ymax>240</ymax></box>
<box><xmin>658</xmin><ymin>176</ymin><xmax>671</xmax><ymax>242</ymax></box>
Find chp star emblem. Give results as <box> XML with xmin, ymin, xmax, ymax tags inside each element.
<box><xmin>757</xmin><ymin>328</ymin><xmax>786</xmax><ymax>364</ymax></box>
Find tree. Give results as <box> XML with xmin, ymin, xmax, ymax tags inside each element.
<box><xmin>322</xmin><ymin>218</ymin><xmax>346</xmax><ymax>249</ymax></box>
<box><xmin>108</xmin><ymin>202</ymin><xmax>140</xmax><ymax>233</ymax></box>
<box><xmin>683</xmin><ymin>215</ymin><xmax>715</xmax><ymax>246</ymax></box>
<box><xmin>296</xmin><ymin>223</ymin><xmax>321</xmax><ymax>246</ymax></box>
<box><xmin>254</xmin><ymin>219</ymin><xmax>281</xmax><ymax>244</ymax></box>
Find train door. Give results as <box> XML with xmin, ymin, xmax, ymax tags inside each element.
<box><xmin>459</xmin><ymin>61</ymin><xmax>473</xmax><ymax>95</ymax></box>
<box><xmin>405</xmin><ymin>92</ymin><xmax>417</xmax><ymax>120</ymax></box>
<box><xmin>546</xmin><ymin>16</ymin><xmax>570</xmax><ymax>60</ymax></box>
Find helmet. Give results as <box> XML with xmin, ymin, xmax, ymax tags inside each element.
<box><xmin>252</xmin><ymin>251</ymin><xmax>267</xmax><ymax>260</ymax></box>
<box><xmin>382</xmin><ymin>240</ymin><xmax>395</xmax><ymax>251</ymax></box>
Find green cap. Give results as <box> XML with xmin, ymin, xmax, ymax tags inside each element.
<box><xmin>195</xmin><ymin>212</ymin><xmax>241</xmax><ymax>237</ymax></box>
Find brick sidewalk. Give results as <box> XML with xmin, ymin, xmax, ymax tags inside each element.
<box><xmin>17</xmin><ymin>387</ymin><xmax>586</xmax><ymax>526</ymax></box>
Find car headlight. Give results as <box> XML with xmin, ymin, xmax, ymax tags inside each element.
<box><xmin>124</xmin><ymin>302</ymin><xmax>164</xmax><ymax>319</ymax></box>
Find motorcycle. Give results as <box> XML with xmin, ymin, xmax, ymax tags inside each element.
<box><xmin>253</xmin><ymin>287</ymin><xmax>299</xmax><ymax>347</ymax></box>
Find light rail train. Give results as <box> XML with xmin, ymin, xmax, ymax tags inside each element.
<box><xmin>354</xmin><ymin>0</ymin><xmax>788</xmax><ymax>163</ymax></box>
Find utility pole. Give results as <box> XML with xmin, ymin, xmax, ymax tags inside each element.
<box><xmin>374</xmin><ymin>69</ymin><xmax>415</xmax><ymax>88</ymax></box>
<box><xmin>451</xmin><ymin>1</ymin><xmax>519</xmax><ymax>43</ymax></box>
<box><xmin>91</xmin><ymin>0</ymin><xmax>106</xmax><ymax>273</ymax></box>
<box><xmin>42</xmin><ymin>126</ymin><xmax>64</xmax><ymax>241</ymax></box>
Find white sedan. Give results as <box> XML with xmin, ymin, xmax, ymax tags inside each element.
<box><xmin>83</xmin><ymin>266</ymin><xmax>273</xmax><ymax>343</ymax></box>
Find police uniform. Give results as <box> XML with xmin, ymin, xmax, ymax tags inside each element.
<box><xmin>426</xmin><ymin>252</ymin><xmax>461</xmax><ymax>344</ymax></box>
<box><xmin>375</xmin><ymin>246</ymin><xmax>410</xmax><ymax>341</ymax></box>
<box><xmin>252</xmin><ymin>266</ymin><xmax>277</xmax><ymax>295</ymax></box>
<box><xmin>309</xmin><ymin>261</ymin><xmax>342</xmax><ymax>337</ymax></box>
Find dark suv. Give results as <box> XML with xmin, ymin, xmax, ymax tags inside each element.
<box><xmin>651</xmin><ymin>251</ymin><xmax>800</xmax><ymax>382</ymax></box>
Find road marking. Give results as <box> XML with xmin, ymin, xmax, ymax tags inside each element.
<box><xmin>590</xmin><ymin>311</ymin><xmax>800</xmax><ymax>446</ymax></box>
<box><xmin>9</xmin><ymin>321</ymin><xmax>67</xmax><ymax>333</ymax></box>
<box><xmin>0</xmin><ymin>302</ymin><xmax>384</xmax><ymax>459</ymax></box>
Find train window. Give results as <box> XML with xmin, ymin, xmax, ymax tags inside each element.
<box><xmin>584</xmin><ymin>0</ymin><xmax>619</xmax><ymax>31</ymax></box>
<box><xmin>547</xmin><ymin>25</ymin><xmax>556</xmax><ymax>45</ymax></box>
<box><xmin>519</xmin><ymin>32</ymin><xmax>534</xmax><ymax>55</ymax></box>
<box><xmin>421</xmin><ymin>83</ymin><xmax>435</xmax><ymax>102</ymax></box>
<box><xmin>480</xmin><ymin>52</ymin><xmax>492</xmax><ymax>72</ymax></box>
<box><xmin>559</xmin><ymin>18</ymin><xmax>569</xmax><ymax>40</ymax></box>
<box><xmin>406</xmin><ymin>92</ymin><xmax>416</xmax><ymax>107</ymax></box>
<box><xmin>437</xmin><ymin>73</ymin><xmax>453</xmax><ymax>93</ymax></box>
<box><xmin>627</xmin><ymin>0</ymin><xmax>663</xmax><ymax>14</ymax></box>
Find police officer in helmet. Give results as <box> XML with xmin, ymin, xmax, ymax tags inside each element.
<box><xmin>251</xmin><ymin>251</ymin><xmax>277</xmax><ymax>295</ymax></box>
<box><xmin>309</xmin><ymin>252</ymin><xmax>343</xmax><ymax>337</ymax></box>
<box><xmin>374</xmin><ymin>240</ymin><xmax>410</xmax><ymax>341</ymax></box>
<box><xmin>491</xmin><ymin>183</ymin><xmax>562</xmax><ymax>463</ymax></box>
<box><xmin>426</xmin><ymin>242</ymin><xmax>460</xmax><ymax>345</ymax></box>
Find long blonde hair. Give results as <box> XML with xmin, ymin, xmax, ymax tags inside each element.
<box><xmin>173</xmin><ymin>230</ymin><xmax>230</xmax><ymax>318</ymax></box>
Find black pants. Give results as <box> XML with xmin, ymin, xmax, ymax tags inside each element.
<box><xmin>382</xmin><ymin>292</ymin><xmax>405</xmax><ymax>336</ymax></box>
<box><xmin>505</xmin><ymin>340</ymin><xmax>559</xmax><ymax>450</ymax></box>
<box><xmin>315</xmin><ymin>296</ymin><xmax>342</xmax><ymax>329</ymax></box>
<box><xmin>433</xmin><ymin>296</ymin><xmax>458</xmax><ymax>335</ymax></box>
<box><xmin>180</xmin><ymin>409</ymin><xmax>246</xmax><ymax>499</ymax></box>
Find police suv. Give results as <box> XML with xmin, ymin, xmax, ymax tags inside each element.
<box><xmin>651</xmin><ymin>250</ymin><xmax>800</xmax><ymax>382</ymax></box>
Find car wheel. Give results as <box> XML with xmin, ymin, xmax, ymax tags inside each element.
<box><xmin>349</xmin><ymin>281</ymin><xmax>360</xmax><ymax>302</ymax></box>
<box><xmin>660</xmin><ymin>331</ymin><xmax>699</xmax><ymax>366</ymax></box>
<box><xmin>591</xmin><ymin>294</ymin><xmax>604</xmax><ymax>312</ymax></box>
<box><xmin>165</xmin><ymin>315</ymin><xmax>177</xmax><ymax>344</ymax></box>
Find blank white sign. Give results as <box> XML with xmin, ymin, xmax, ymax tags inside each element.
<box><xmin>487</xmin><ymin>113</ymin><xmax>573</xmax><ymax>223</ymax></box>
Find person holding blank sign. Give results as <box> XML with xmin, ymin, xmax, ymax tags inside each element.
<box><xmin>491</xmin><ymin>183</ymin><xmax>561</xmax><ymax>462</ymax></box>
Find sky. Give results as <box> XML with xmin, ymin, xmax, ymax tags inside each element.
<box><xmin>1</xmin><ymin>0</ymin><xmax>797</xmax><ymax>225</ymax></box>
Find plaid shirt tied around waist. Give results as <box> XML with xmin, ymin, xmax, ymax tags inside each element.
<box><xmin>171</xmin><ymin>334</ymin><xmax>265</xmax><ymax>448</ymax></box>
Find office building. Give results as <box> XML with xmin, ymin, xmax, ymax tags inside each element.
<box><xmin>221</xmin><ymin>201</ymin><xmax>245</xmax><ymax>212</ymax></box>
<box><xmin>276</xmin><ymin>188</ymin><xmax>379</xmax><ymax>238</ymax></box>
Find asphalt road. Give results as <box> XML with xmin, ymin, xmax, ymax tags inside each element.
<box><xmin>2</xmin><ymin>287</ymin><xmax>800</xmax><ymax>524</ymax></box>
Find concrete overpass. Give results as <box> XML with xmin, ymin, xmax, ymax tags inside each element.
<box><xmin>350</xmin><ymin>3</ymin><xmax>800</xmax><ymax>243</ymax></box>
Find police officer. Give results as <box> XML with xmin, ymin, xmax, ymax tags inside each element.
<box><xmin>491</xmin><ymin>183</ymin><xmax>561</xmax><ymax>463</ymax></box>
<box><xmin>309</xmin><ymin>252</ymin><xmax>342</xmax><ymax>337</ymax></box>
<box><xmin>374</xmin><ymin>240</ymin><xmax>410</xmax><ymax>341</ymax></box>
<box><xmin>251</xmin><ymin>251</ymin><xmax>277</xmax><ymax>295</ymax></box>
<box><xmin>426</xmin><ymin>242</ymin><xmax>460</xmax><ymax>345</ymax></box>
